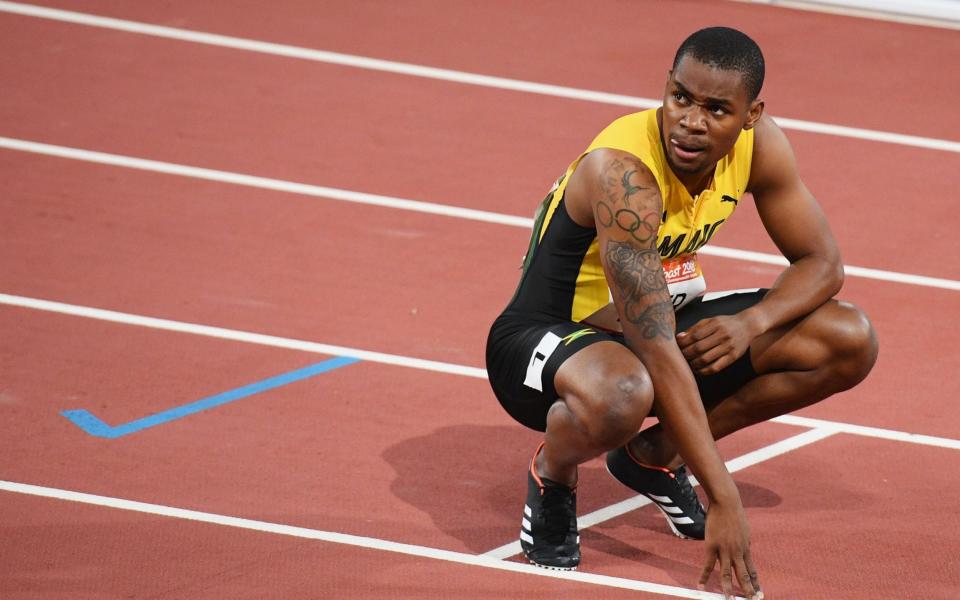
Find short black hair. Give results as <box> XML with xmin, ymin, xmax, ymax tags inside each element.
<box><xmin>672</xmin><ymin>27</ymin><xmax>765</xmax><ymax>101</ymax></box>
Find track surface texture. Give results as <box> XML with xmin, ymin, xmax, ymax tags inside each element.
<box><xmin>2</xmin><ymin>1</ymin><xmax>959</xmax><ymax>599</ymax></box>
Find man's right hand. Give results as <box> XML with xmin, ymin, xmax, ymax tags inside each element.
<box><xmin>699</xmin><ymin>500</ymin><xmax>762</xmax><ymax>600</ymax></box>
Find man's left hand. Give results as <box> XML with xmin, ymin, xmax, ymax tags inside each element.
<box><xmin>676</xmin><ymin>314</ymin><xmax>757</xmax><ymax>375</ymax></box>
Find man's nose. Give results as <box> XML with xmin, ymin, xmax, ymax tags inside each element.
<box><xmin>679</xmin><ymin>105</ymin><xmax>707</xmax><ymax>132</ymax></box>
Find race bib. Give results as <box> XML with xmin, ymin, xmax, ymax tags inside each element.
<box><xmin>662</xmin><ymin>254</ymin><xmax>706</xmax><ymax>310</ymax></box>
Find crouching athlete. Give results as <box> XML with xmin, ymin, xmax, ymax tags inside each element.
<box><xmin>484</xmin><ymin>27</ymin><xmax>878</xmax><ymax>598</ymax></box>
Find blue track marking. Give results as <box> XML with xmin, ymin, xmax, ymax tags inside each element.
<box><xmin>61</xmin><ymin>356</ymin><xmax>360</xmax><ymax>439</ymax></box>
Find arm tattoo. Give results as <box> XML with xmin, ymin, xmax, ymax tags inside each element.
<box><xmin>620</xmin><ymin>169</ymin><xmax>643</xmax><ymax>199</ymax></box>
<box><xmin>593</xmin><ymin>156</ymin><xmax>673</xmax><ymax>341</ymax></box>
<box><xmin>605</xmin><ymin>241</ymin><xmax>676</xmax><ymax>340</ymax></box>
<box><xmin>596</xmin><ymin>158</ymin><xmax>659</xmax><ymax>244</ymax></box>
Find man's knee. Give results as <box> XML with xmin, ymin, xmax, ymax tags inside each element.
<box><xmin>823</xmin><ymin>301</ymin><xmax>878</xmax><ymax>388</ymax></box>
<box><xmin>567</xmin><ymin>366</ymin><xmax>654</xmax><ymax>449</ymax></box>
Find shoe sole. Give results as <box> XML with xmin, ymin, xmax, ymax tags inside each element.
<box><xmin>605</xmin><ymin>463</ymin><xmax>698</xmax><ymax>541</ymax></box>
<box><xmin>525</xmin><ymin>557</ymin><xmax>578</xmax><ymax>571</ymax></box>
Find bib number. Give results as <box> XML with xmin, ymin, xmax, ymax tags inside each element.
<box><xmin>662</xmin><ymin>254</ymin><xmax>706</xmax><ymax>311</ymax></box>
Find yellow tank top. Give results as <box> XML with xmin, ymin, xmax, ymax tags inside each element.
<box><xmin>540</xmin><ymin>109</ymin><xmax>754</xmax><ymax>321</ymax></box>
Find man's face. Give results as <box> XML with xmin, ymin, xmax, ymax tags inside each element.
<box><xmin>660</xmin><ymin>55</ymin><xmax>760</xmax><ymax>178</ymax></box>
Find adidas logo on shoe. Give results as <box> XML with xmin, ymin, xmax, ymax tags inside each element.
<box><xmin>606</xmin><ymin>445</ymin><xmax>706</xmax><ymax>540</ymax></box>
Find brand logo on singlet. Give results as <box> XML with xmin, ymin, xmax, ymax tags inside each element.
<box><xmin>721</xmin><ymin>195</ymin><xmax>739</xmax><ymax>205</ymax></box>
<box><xmin>561</xmin><ymin>328</ymin><xmax>596</xmax><ymax>346</ymax></box>
<box><xmin>657</xmin><ymin>219</ymin><xmax>726</xmax><ymax>259</ymax></box>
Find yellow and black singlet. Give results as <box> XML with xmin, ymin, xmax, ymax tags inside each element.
<box><xmin>507</xmin><ymin>108</ymin><xmax>754</xmax><ymax>322</ymax></box>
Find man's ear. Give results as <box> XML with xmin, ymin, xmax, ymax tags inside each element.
<box><xmin>743</xmin><ymin>99</ymin><xmax>764</xmax><ymax>130</ymax></box>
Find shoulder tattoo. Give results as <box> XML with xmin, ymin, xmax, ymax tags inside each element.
<box><xmin>594</xmin><ymin>157</ymin><xmax>660</xmax><ymax>245</ymax></box>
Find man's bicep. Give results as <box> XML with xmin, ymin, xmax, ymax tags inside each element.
<box><xmin>568</xmin><ymin>149</ymin><xmax>662</xmax><ymax>245</ymax></box>
<box><xmin>755</xmin><ymin>178</ymin><xmax>837</xmax><ymax>264</ymax></box>
<box><xmin>749</xmin><ymin>118</ymin><xmax>839</xmax><ymax>263</ymax></box>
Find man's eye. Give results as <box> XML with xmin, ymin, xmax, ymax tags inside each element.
<box><xmin>709</xmin><ymin>105</ymin><xmax>726</xmax><ymax>115</ymax></box>
<box><xmin>673</xmin><ymin>92</ymin><xmax>687</xmax><ymax>103</ymax></box>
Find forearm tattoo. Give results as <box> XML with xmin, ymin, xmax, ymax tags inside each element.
<box><xmin>595</xmin><ymin>157</ymin><xmax>675</xmax><ymax>341</ymax></box>
<box><xmin>605</xmin><ymin>241</ymin><xmax>675</xmax><ymax>339</ymax></box>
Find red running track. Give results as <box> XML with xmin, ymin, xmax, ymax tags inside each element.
<box><xmin>1</xmin><ymin>1</ymin><xmax>959</xmax><ymax>598</ymax></box>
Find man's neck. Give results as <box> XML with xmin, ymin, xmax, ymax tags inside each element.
<box><xmin>674</xmin><ymin>168</ymin><xmax>714</xmax><ymax>198</ymax></box>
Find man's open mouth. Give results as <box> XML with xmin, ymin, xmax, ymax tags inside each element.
<box><xmin>670</xmin><ymin>138</ymin><xmax>706</xmax><ymax>161</ymax></box>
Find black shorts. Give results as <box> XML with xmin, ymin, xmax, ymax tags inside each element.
<box><xmin>485</xmin><ymin>289</ymin><xmax>768</xmax><ymax>431</ymax></box>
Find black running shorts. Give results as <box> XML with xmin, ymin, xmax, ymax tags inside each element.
<box><xmin>485</xmin><ymin>289</ymin><xmax>767</xmax><ymax>432</ymax></box>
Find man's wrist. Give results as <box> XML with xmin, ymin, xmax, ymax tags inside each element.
<box><xmin>739</xmin><ymin>305</ymin><xmax>771</xmax><ymax>338</ymax></box>
<box><xmin>702</xmin><ymin>474</ymin><xmax>741</xmax><ymax>506</ymax></box>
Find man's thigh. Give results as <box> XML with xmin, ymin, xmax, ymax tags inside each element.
<box><xmin>747</xmin><ymin>298</ymin><xmax>862</xmax><ymax>374</ymax></box>
<box><xmin>486</xmin><ymin>317</ymin><xmax>626</xmax><ymax>432</ymax></box>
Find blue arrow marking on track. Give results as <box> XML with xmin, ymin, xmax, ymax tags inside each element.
<box><xmin>62</xmin><ymin>356</ymin><xmax>361</xmax><ymax>439</ymax></box>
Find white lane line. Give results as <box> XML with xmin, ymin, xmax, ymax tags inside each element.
<box><xmin>483</xmin><ymin>427</ymin><xmax>837</xmax><ymax>559</ymax></box>
<box><xmin>0</xmin><ymin>480</ymin><xmax>731</xmax><ymax>600</ymax></box>
<box><xmin>0</xmin><ymin>137</ymin><xmax>531</xmax><ymax>228</ymax></box>
<box><xmin>730</xmin><ymin>0</ymin><xmax>960</xmax><ymax>30</ymax></box>
<box><xmin>773</xmin><ymin>414</ymin><xmax>960</xmax><ymax>450</ymax></box>
<box><xmin>696</xmin><ymin>246</ymin><xmax>960</xmax><ymax>291</ymax></box>
<box><xmin>0</xmin><ymin>293</ymin><xmax>488</xmax><ymax>379</ymax></box>
<box><xmin>3</xmin><ymin>136</ymin><xmax>959</xmax><ymax>293</ymax></box>
<box><xmin>1</xmin><ymin>1</ymin><xmax>958</xmax><ymax>153</ymax></box>
<box><xmin>5</xmin><ymin>290</ymin><xmax>960</xmax><ymax>453</ymax></box>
